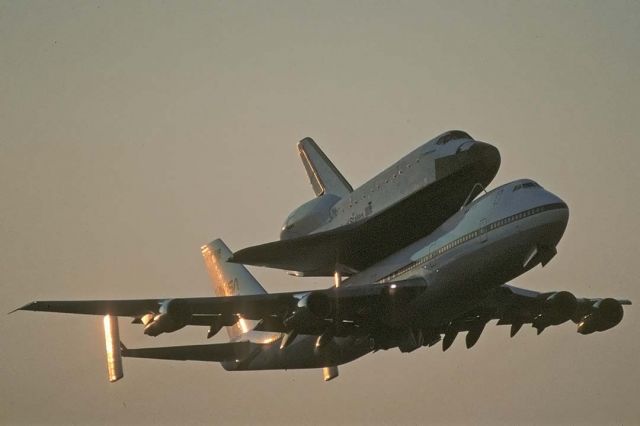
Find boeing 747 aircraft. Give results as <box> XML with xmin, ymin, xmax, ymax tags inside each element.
<box><xmin>16</xmin><ymin>178</ymin><xmax>630</xmax><ymax>382</ymax></box>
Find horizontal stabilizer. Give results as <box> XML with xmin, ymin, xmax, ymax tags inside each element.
<box><xmin>120</xmin><ymin>341</ymin><xmax>253</xmax><ymax>362</ymax></box>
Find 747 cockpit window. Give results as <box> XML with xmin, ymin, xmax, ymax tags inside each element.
<box><xmin>513</xmin><ymin>182</ymin><xmax>540</xmax><ymax>191</ymax></box>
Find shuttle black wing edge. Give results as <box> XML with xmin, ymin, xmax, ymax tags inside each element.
<box><xmin>229</xmin><ymin>224</ymin><xmax>360</xmax><ymax>276</ymax></box>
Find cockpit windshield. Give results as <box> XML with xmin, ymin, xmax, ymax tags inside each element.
<box><xmin>513</xmin><ymin>181</ymin><xmax>541</xmax><ymax>191</ymax></box>
<box><xmin>436</xmin><ymin>130</ymin><xmax>473</xmax><ymax>145</ymax></box>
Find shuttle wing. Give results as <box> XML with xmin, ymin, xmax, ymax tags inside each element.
<box><xmin>230</xmin><ymin>225</ymin><xmax>359</xmax><ymax>275</ymax></box>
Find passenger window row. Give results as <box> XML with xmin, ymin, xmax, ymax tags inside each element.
<box><xmin>379</xmin><ymin>204</ymin><xmax>555</xmax><ymax>283</ymax></box>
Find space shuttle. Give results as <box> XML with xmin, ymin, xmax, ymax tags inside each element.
<box><xmin>231</xmin><ymin>130</ymin><xmax>501</xmax><ymax>277</ymax></box>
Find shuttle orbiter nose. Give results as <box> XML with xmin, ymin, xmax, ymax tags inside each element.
<box><xmin>468</xmin><ymin>141</ymin><xmax>501</xmax><ymax>176</ymax></box>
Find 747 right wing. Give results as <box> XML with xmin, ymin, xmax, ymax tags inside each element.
<box><xmin>436</xmin><ymin>284</ymin><xmax>631</xmax><ymax>351</ymax></box>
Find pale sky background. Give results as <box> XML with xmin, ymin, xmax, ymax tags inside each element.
<box><xmin>1</xmin><ymin>1</ymin><xmax>639</xmax><ymax>424</ymax></box>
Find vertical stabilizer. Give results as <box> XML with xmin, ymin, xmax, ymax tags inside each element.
<box><xmin>298</xmin><ymin>137</ymin><xmax>353</xmax><ymax>197</ymax></box>
<box><xmin>201</xmin><ymin>239</ymin><xmax>266</xmax><ymax>340</ymax></box>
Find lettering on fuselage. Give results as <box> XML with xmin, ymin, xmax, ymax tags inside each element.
<box><xmin>223</xmin><ymin>278</ymin><xmax>239</xmax><ymax>296</ymax></box>
<box><xmin>348</xmin><ymin>212</ymin><xmax>365</xmax><ymax>224</ymax></box>
<box><xmin>346</xmin><ymin>202</ymin><xmax>374</xmax><ymax>225</ymax></box>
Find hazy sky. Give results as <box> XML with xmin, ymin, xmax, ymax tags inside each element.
<box><xmin>2</xmin><ymin>1</ymin><xmax>639</xmax><ymax>424</ymax></box>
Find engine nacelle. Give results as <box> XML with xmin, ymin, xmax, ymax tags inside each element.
<box><xmin>283</xmin><ymin>292</ymin><xmax>332</xmax><ymax>332</ymax></box>
<box><xmin>542</xmin><ymin>291</ymin><xmax>577</xmax><ymax>325</ymax></box>
<box><xmin>577</xmin><ymin>298</ymin><xmax>624</xmax><ymax>335</ymax></box>
<box><xmin>143</xmin><ymin>299</ymin><xmax>191</xmax><ymax>337</ymax></box>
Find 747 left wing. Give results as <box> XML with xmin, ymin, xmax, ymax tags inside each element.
<box><xmin>15</xmin><ymin>278</ymin><xmax>428</xmax><ymax>338</ymax></box>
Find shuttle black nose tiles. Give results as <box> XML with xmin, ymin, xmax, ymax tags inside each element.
<box><xmin>435</xmin><ymin>141</ymin><xmax>501</xmax><ymax>182</ymax></box>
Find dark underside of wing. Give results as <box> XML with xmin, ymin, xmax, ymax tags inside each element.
<box><xmin>121</xmin><ymin>341</ymin><xmax>253</xmax><ymax>362</ymax></box>
<box><xmin>231</xmin><ymin>165</ymin><xmax>490</xmax><ymax>276</ymax></box>
<box><xmin>444</xmin><ymin>285</ymin><xmax>632</xmax><ymax>339</ymax></box>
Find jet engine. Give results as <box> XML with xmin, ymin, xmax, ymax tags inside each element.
<box><xmin>142</xmin><ymin>299</ymin><xmax>191</xmax><ymax>337</ymax></box>
<box><xmin>541</xmin><ymin>291</ymin><xmax>578</xmax><ymax>325</ymax></box>
<box><xmin>576</xmin><ymin>298</ymin><xmax>624</xmax><ymax>335</ymax></box>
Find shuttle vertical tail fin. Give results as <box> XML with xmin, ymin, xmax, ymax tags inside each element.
<box><xmin>298</xmin><ymin>137</ymin><xmax>353</xmax><ymax>197</ymax></box>
<box><xmin>201</xmin><ymin>239</ymin><xmax>266</xmax><ymax>340</ymax></box>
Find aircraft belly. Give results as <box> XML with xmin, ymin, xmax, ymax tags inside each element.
<box><xmin>223</xmin><ymin>335</ymin><xmax>370</xmax><ymax>371</ymax></box>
